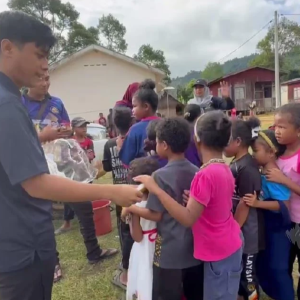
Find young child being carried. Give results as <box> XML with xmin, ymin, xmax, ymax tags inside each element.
<box><xmin>123</xmin><ymin>157</ymin><xmax>160</xmax><ymax>300</ymax></box>
<box><xmin>124</xmin><ymin>117</ymin><xmax>203</xmax><ymax>300</ymax></box>
<box><xmin>136</xmin><ymin>112</ymin><xmax>243</xmax><ymax>300</ymax></box>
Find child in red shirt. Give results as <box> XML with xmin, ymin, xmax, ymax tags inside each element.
<box><xmin>71</xmin><ymin>117</ymin><xmax>95</xmax><ymax>162</ymax></box>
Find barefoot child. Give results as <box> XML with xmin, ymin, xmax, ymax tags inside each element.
<box><xmin>244</xmin><ymin>129</ymin><xmax>294</xmax><ymax>300</ymax></box>
<box><xmin>122</xmin><ymin>157</ymin><xmax>160</xmax><ymax>300</ymax></box>
<box><xmin>135</xmin><ymin>112</ymin><xmax>243</xmax><ymax>300</ymax></box>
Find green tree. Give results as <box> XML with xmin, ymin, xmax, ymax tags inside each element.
<box><xmin>98</xmin><ymin>14</ymin><xmax>127</xmax><ymax>53</ymax></box>
<box><xmin>8</xmin><ymin>0</ymin><xmax>80</xmax><ymax>62</ymax></box>
<box><xmin>249</xmin><ymin>17</ymin><xmax>300</xmax><ymax>74</ymax></box>
<box><xmin>177</xmin><ymin>79</ymin><xmax>195</xmax><ymax>104</ymax></box>
<box><xmin>134</xmin><ymin>44</ymin><xmax>171</xmax><ymax>84</ymax></box>
<box><xmin>201</xmin><ymin>62</ymin><xmax>223</xmax><ymax>82</ymax></box>
<box><xmin>67</xmin><ymin>23</ymin><xmax>99</xmax><ymax>54</ymax></box>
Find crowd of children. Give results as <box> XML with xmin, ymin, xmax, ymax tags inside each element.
<box><xmin>46</xmin><ymin>76</ymin><xmax>300</xmax><ymax>300</ymax></box>
<box><xmin>97</xmin><ymin>77</ymin><xmax>300</xmax><ymax>300</ymax></box>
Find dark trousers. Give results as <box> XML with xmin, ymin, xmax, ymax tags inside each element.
<box><xmin>289</xmin><ymin>222</ymin><xmax>300</xmax><ymax>299</ymax></box>
<box><xmin>239</xmin><ymin>253</ymin><xmax>259</xmax><ymax>299</ymax></box>
<box><xmin>116</xmin><ymin>205</ymin><xmax>134</xmax><ymax>270</ymax></box>
<box><xmin>0</xmin><ymin>254</ymin><xmax>55</xmax><ymax>300</ymax></box>
<box><xmin>57</xmin><ymin>201</ymin><xmax>102</xmax><ymax>264</ymax></box>
<box><xmin>152</xmin><ymin>264</ymin><xmax>204</xmax><ymax>300</ymax></box>
<box><xmin>64</xmin><ymin>204</ymin><xmax>75</xmax><ymax>221</ymax></box>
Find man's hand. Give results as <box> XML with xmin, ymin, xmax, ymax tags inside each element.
<box><xmin>39</xmin><ymin>125</ymin><xmax>71</xmax><ymax>143</ymax></box>
<box><xmin>133</xmin><ymin>175</ymin><xmax>160</xmax><ymax>195</ymax></box>
<box><xmin>243</xmin><ymin>193</ymin><xmax>259</xmax><ymax>208</ymax></box>
<box><xmin>87</xmin><ymin>149</ymin><xmax>95</xmax><ymax>160</ymax></box>
<box><xmin>220</xmin><ymin>81</ymin><xmax>230</xmax><ymax>98</ymax></box>
<box><xmin>121</xmin><ymin>207</ymin><xmax>130</xmax><ymax>222</ymax></box>
<box><xmin>266</xmin><ymin>168</ymin><xmax>287</xmax><ymax>185</ymax></box>
<box><xmin>110</xmin><ymin>185</ymin><xmax>143</xmax><ymax>207</ymax></box>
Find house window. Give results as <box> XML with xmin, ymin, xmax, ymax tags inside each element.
<box><xmin>234</xmin><ymin>87</ymin><xmax>245</xmax><ymax>100</ymax></box>
<box><xmin>294</xmin><ymin>87</ymin><xmax>300</xmax><ymax>100</ymax></box>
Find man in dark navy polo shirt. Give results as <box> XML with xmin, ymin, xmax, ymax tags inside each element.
<box><xmin>0</xmin><ymin>11</ymin><xmax>142</xmax><ymax>300</ymax></box>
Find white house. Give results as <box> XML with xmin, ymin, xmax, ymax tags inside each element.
<box><xmin>49</xmin><ymin>45</ymin><xmax>166</xmax><ymax>120</ymax></box>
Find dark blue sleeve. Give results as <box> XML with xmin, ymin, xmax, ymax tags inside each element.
<box><xmin>266</xmin><ymin>182</ymin><xmax>291</xmax><ymax>201</ymax></box>
<box><xmin>119</xmin><ymin>127</ymin><xmax>139</xmax><ymax>166</ymax></box>
<box><xmin>211</xmin><ymin>96</ymin><xmax>234</xmax><ymax>110</ymax></box>
<box><xmin>60</xmin><ymin>102</ymin><xmax>70</xmax><ymax>123</ymax></box>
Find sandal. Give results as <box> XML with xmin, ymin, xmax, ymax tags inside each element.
<box><xmin>53</xmin><ymin>264</ymin><xmax>62</xmax><ymax>283</ymax></box>
<box><xmin>112</xmin><ymin>270</ymin><xmax>127</xmax><ymax>291</ymax></box>
<box><xmin>88</xmin><ymin>248</ymin><xmax>119</xmax><ymax>264</ymax></box>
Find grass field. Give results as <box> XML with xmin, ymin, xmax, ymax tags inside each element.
<box><xmin>52</xmin><ymin>113</ymin><xmax>297</xmax><ymax>300</ymax></box>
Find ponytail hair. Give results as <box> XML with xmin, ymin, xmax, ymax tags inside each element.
<box><xmin>184</xmin><ymin>104</ymin><xmax>201</xmax><ymax>123</ymax></box>
<box><xmin>231</xmin><ymin>117</ymin><xmax>261</xmax><ymax>147</ymax></box>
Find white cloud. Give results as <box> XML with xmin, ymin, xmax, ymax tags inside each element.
<box><xmin>0</xmin><ymin>0</ymin><xmax>299</xmax><ymax>76</ymax></box>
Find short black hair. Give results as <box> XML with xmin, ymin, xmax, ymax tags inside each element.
<box><xmin>128</xmin><ymin>157</ymin><xmax>160</xmax><ymax>184</ymax></box>
<box><xmin>231</xmin><ymin>117</ymin><xmax>261</xmax><ymax>147</ymax></box>
<box><xmin>113</xmin><ymin>107</ymin><xmax>132</xmax><ymax>135</ymax></box>
<box><xmin>134</xmin><ymin>79</ymin><xmax>158</xmax><ymax>111</ymax></box>
<box><xmin>256</xmin><ymin>129</ymin><xmax>286</xmax><ymax>158</ymax></box>
<box><xmin>195</xmin><ymin>111</ymin><xmax>231</xmax><ymax>151</ymax></box>
<box><xmin>156</xmin><ymin>117</ymin><xmax>190</xmax><ymax>153</ymax></box>
<box><xmin>0</xmin><ymin>11</ymin><xmax>56</xmax><ymax>51</ymax></box>
<box><xmin>277</xmin><ymin>103</ymin><xmax>300</xmax><ymax>128</ymax></box>
<box><xmin>184</xmin><ymin>104</ymin><xmax>201</xmax><ymax>123</ymax></box>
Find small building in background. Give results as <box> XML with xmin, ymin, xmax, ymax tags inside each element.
<box><xmin>157</xmin><ymin>91</ymin><xmax>184</xmax><ymax>117</ymax></box>
<box><xmin>281</xmin><ymin>78</ymin><xmax>300</xmax><ymax>105</ymax></box>
<box><xmin>208</xmin><ymin>67</ymin><xmax>277</xmax><ymax>112</ymax></box>
<box><xmin>49</xmin><ymin>44</ymin><xmax>165</xmax><ymax>120</ymax></box>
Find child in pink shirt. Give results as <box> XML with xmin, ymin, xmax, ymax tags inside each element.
<box><xmin>266</xmin><ymin>103</ymin><xmax>300</xmax><ymax>299</ymax></box>
<box><xmin>135</xmin><ymin>111</ymin><xmax>243</xmax><ymax>300</ymax></box>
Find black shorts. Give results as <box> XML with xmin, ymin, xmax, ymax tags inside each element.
<box><xmin>239</xmin><ymin>253</ymin><xmax>259</xmax><ymax>299</ymax></box>
<box><xmin>152</xmin><ymin>264</ymin><xmax>203</xmax><ymax>300</ymax></box>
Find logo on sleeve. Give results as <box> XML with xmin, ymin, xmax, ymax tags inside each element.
<box><xmin>50</xmin><ymin>106</ymin><xmax>59</xmax><ymax>114</ymax></box>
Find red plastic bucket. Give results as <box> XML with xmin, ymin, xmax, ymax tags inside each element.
<box><xmin>92</xmin><ymin>200</ymin><xmax>112</xmax><ymax>236</ymax></box>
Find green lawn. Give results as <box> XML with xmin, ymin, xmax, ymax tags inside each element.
<box><xmin>53</xmin><ymin>173</ymin><xmax>125</xmax><ymax>300</ymax></box>
<box><xmin>52</xmin><ymin>114</ymin><xmax>298</xmax><ymax>300</ymax></box>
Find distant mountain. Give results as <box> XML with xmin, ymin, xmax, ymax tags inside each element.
<box><xmin>171</xmin><ymin>54</ymin><xmax>258</xmax><ymax>87</ymax></box>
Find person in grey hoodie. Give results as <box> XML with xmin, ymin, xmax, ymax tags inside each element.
<box><xmin>188</xmin><ymin>79</ymin><xmax>234</xmax><ymax>114</ymax></box>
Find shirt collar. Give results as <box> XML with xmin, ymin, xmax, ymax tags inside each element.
<box><xmin>141</xmin><ymin>116</ymin><xmax>160</xmax><ymax>122</ymax></box>
<box><xmin>0</xmin><ymin>72</ymin><xmax>21</xmax><ymax>97</ymax></box>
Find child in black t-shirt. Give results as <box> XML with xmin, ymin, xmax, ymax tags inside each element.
<box><xmin>97</xmin><ymin>106</ymin><xmax>134</xmax><ymax>290</ymax></box>
<box><xmin>224</xmin><ymin>117</ymin><xmax>263</xmax><ymax>300</ymax></box>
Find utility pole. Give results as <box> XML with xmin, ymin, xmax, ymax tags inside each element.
<box><xmin>274</xmin><ymin>10</ymin><xmax>281</xmax><ymax>108</ymax></box>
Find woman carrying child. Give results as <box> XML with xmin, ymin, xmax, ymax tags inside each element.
<box><xmin>224</xmin><ymin>118</ymin><xmax>263</xmax><ymax>300</ymax></box>
<box><xmin>135</xmin><ymin>112</ymin><xmax>243</xmax><ymax>300</ymax></box>
<box><xmin>265</xmin><ymin>103</ymin><xmax>300</xmax><ymax>299</ymax></box>
<box><xmin>243</xmin><ymin>128</ymin><xmax>294</xmax><ymax>300</ymax></box>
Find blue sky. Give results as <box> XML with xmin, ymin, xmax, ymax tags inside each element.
<box><xmin>0</xmin><ymin>0</ymin><xmax>299</xmax><ymax>76</ymax></box>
